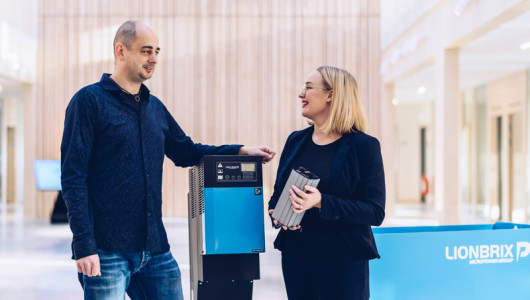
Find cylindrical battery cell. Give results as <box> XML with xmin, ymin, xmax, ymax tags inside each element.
<box><xmin>271</xmin><ymin>167</ymin><xmax>320</xmax><ymax>227</ymax></box>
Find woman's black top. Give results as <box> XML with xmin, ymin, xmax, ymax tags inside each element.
<box><xmin>291</xmin><ymin>135</ymin><xmax>342</xmax><ymax>196</ymax></box>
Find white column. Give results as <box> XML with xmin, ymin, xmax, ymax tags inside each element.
<box><xmin>381</xmin><ymin>82</ymin><xmax>396</xmax><ymax>220</ymax></box>
<box><xmin>23</xmin><ymin>84</ymin><xmax>37</xmax><ymax>217</ymax></box>
<box><xmin>434</xmin><ymin>48</ymin><xmax>460</xmax><ymax>225</ymax></box>
<box><xmin>501</xmin><ymin>113</ymin><xmax>510</xmax><ymax>221</ymax></box>
<box><xmin>470</xmin><ymin>88</ymin><xmax>478</xmax><ymax>220</ymax></box>
<box><xmin>526</xmin><ymin>70</ymin><xmax>530</xmax><ymax>223</ymax></box>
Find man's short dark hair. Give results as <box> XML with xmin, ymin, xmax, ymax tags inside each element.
<box><xmin>113</xmin><ymin>20</ymin><xmax>137</xmax><ymax>58</ymax></box>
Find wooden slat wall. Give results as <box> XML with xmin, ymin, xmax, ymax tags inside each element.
<box><xmin>31</xmin><ymin>0</ymin><xmax>380</xmax><ymax>217</ymax></box>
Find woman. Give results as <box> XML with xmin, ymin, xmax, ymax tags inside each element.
<box><xmin>268</xmin><ymin>66</ymin><xmax>385</xmax><ymax>300</ymax></box>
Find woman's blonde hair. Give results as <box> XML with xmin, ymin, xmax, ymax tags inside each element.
<box><xmin>316</xmin><ymin>66</ymin><xmax>367</xmax><ymax>134</ymax></box>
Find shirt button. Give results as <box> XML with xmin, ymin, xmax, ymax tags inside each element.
<box><xmin>335</xmin><ymin>216</ymin><xmax>339</xmax><ymax>220</ymax></box>
<box><xmin>147</xmin><ymin>212</ymin><xmax>151</xmax><ymax>217</ymax></box>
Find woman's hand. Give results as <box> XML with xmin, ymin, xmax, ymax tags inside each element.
<box><xmin>268</xmin><ymin>209</ymin><xmax>301</xmax><ymax>231</ymax></box>
<box><xmin>289</xmin><ymin>185</ymin><xmax>322</xmax><ymax>212</ymax></box>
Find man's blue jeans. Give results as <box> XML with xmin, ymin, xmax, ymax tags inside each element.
<box><xmin>78</xmin><ymin>249</ymin><xmax>184</xmax><ymax>300</ymax></box>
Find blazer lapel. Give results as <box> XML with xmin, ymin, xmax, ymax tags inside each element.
<box><xmin>278</xmin><ymin>127</ymin><xmax>314</xmax><ymax>185</ymax></box>
<box><xmin>330</xmin><ymin>133</ymin><xmax>352</xmax><ymax>190</ymax></box>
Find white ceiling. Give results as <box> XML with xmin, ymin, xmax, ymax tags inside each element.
<box><xmin>395</xmin><ymin>8</ymin><xmax>530</xmax><ymax>103</ymax></box>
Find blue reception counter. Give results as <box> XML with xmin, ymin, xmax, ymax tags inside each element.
<box><xmin>370</xmin><ymin>222</ymin><xmax>530</xmax><ymax>300</ymax></box>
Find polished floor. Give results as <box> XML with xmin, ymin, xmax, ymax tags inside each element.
<box><xmin>0</xmin><ymin>204</ymin><xmax>437</xmax><ymax>300</ymax></box>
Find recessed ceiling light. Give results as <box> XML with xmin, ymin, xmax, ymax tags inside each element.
<box><xmin>520</xmin><ymin>42</ymin><xmax>530</xmax><ymax>51</ymax></box>
<box><xmin>0</xmin><ymin>84</ymin><xmax>3</xmax><ymax>93</ymax></box>
<box><xmin>392</xmin><ymin>98</ymin><xmax>400</xmax><ymax>106</ymax></box>
<box><xmin>417</xmin><ymin>86</ymin><xmax>426</xmax><ymax>94</ymax></box>
<box><xmin>453</xmin><ymin>0</ymin><xmax>471</xmax><ymax>16</ymax></box>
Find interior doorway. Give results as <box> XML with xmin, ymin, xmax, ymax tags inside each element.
<box><xmin>490</xmin><ymin>116</ymin><xmax>502</xmax><ymax>221</ymax></box>
<box><xmin>420</xmin><ymin>127</ymin><xmax>427</xmax><ymax>203</ymax></box>
<box><xmin>0</xmin><ymin>91</ymin><xmax>25</xmax><ymax>217</ymax></box>
<box><xmin>7</xmin><ymin>127</ymin><xmax>16</xmax><ymax>204</ymax></box>
<box><xmin>490</xmin><ymin>111</ymin><xmax>526</xmax><ymax>223</ymax></box>
<box><xmin>508</xmin><ymin>112</ymin><xmax>525</xmax><ymax>222</ymax></box>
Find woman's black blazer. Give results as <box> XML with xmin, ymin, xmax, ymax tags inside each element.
<box><xmin>268</xmin><ymin>126</ymin><xmax>386</xmax><ymax>259</ymax></box>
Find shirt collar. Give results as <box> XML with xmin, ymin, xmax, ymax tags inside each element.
<box><xmin>99</xmin><ymin>73</ymin><xmax>151</xmax><ymax>98</ymax></box>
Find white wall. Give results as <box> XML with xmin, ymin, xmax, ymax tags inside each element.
<box><xmin>0</xmin><ymin>0</ymin><xmax>37</xmax><ymax>214</ymax></box>
<box><xmin>395</xmin><ymin>101</ymin><xmax>434</xmax><ymax>203</ymax></box>
<box><xmin>0</xmin><ymin>97</ymin><xmax>24</xmax><ymax>207</ymax></box>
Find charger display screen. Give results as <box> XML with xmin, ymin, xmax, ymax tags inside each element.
<box><xmin>216</xmin><ymin>162</ymin><xmax>257</xmax><ymax>182</ymax></box>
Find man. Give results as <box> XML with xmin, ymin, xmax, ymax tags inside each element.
<box><xmin>61</xmin><ymin>20</ymin><xmax>275</xmax><ymax>300</ymax></box>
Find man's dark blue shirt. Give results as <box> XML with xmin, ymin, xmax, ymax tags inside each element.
<box><xmin>61</xmin><ymin>74</ymin><xmax>241</xmax><ymax>259</ymax></box>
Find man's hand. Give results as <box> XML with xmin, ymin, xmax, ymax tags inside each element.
<box><xmin>76</xmin><ymin>254</ymin><xmax>101</xmax><ymax>277</ymax></box>
<box><xmin>239</xmin><ymin>146</ymin><xmax>276</xmax><ymax>163</ymax></box>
